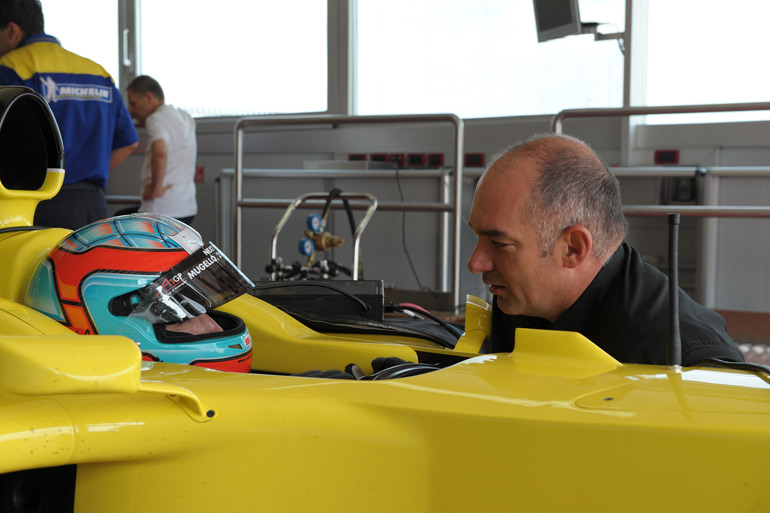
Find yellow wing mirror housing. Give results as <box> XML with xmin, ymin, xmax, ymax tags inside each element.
<box><xmin>454</xmin><ymin>294</ymin><xmax>493</xmax><ymax>353</ymax></box>
<box><xmin>0</xmin><ymin>86</ymin><xmax>65</xmax><ymax>228</ymax></box>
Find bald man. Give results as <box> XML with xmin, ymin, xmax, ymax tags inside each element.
<box><xmin>467</xmin><ymin>133</ymin><xmax>744</xmax><ymax>366</ymax></box>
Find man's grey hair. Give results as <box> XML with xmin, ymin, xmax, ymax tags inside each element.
<box><xmin>127</xmin><ymin>75</ymin><xmax>165</xmax><ymax>103</ymax></box>
<box><xmin>494</xmin><ymin>133</ymin><xmax>627</xmax><ymax>261</ymax></box>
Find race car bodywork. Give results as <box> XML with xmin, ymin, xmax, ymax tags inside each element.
<box><xmin>0</xmin><ymin>86</ymin><xmax>768</xmax><ymax>512</ymax></box>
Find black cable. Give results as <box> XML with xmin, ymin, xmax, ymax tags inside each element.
<box><xmin>394</xmin><ymin>167</ymin><xmax>426</xmax><ymax>291</ymax></box>
<box><xmin>394</xmin><ymin>167</ymin><xmax>456</xmax><ymax>310</ymax></box>
<box><xmin>321</xmin><ymin>188</ymin><xmax>342</xmax><ymax>223</ymax></box>
<box><xmin>322</xmin><ymin>188</ymin><xmax>356</xmax><ymax>236</ymax></box>
<box><xmin>321</xmin><ymin>188</ymin><xmax>363</xmax><ymax>278</ymax></box>
<box><xmin>393</xmin><ymin>303</ymin><xmax>463</xmax><ymax>339</ymax></box>
<box><xmin>251</xmin><ymin>281</ymin><xmax>371</xmax><ymax>314</ymax></box>
<box><xmin>342</xmin><ymin>198</ymin><xmax>356</xmax><ymax>237</ymax></box>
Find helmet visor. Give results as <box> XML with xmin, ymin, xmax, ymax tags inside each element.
<box><xmin>119</xmin><ymin>242</ymin><xmax>254</xmax><ymax>324</ymax></box>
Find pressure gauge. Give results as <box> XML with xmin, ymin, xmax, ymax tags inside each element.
<box><xmin>298</xmin><ymin>237</ymin><xmax>315</xmax><ymax>256</ymax></box>
<box><xmin>306</xmin><ymin>213</ymin><xmax>322</xmax><ymax>233</ymax></box>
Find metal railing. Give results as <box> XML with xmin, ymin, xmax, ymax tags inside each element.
<box><xmin>234</xmin><ymin>114</ymin><xmax>465</xmax><ymax>308</ymax></box>
<box><xmin>551</xmin><ymin>101</ymin><xmax>770</xmax><ymax>133</ymax></box>
<box><xmin>614</xmin><ymin>165</ymin><xmax>770</xmax><ymax>309</ymax></box>
<box><xmin>622</xmin><ymin>205</ymin><xmax>770</xmax><ymax>218</ymax></box>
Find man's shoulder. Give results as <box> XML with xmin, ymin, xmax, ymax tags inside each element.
<box><xmin>677</xmin><ymin>297</ymin><xmax>742</xmax><ymax>361</ymax></box>
<box><xmin>0</xmin><ymin>41</ymin><xmax>112</xmax><ymax>81</ymax></box>
<box><xmin>161</xmin><ymin>104</ymin><xmax>195</xmax><ymax>121</ymax></box>
<box><xmin>52</xmin><ymin>46</ymin><xmax>113</xmax><ymax>80</ymax></box>
<box><xmin>149</xmin><ymin>105</ymin><xmax>195</xmax><ymax>131</ymax></box>
<box><xmin>147</xmin><ymin>106</ymin><xmax>173</xmax><ymax>130</ymax></box>
<box><xmin>599</xmin><ymin>243</ymin><xmax>742</xmax><ymax>364</ymax></box>
<box><xmin>0</xmin><ymin>44</ymin><xmax>43</xmax><ymax>79</ymax></box>
<box><xmin>602</xmin><ymin>243</ymin><xmax>669</xmax><ymax>307</ymax></box>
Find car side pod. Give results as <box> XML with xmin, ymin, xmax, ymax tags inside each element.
<box><xmin>0</xmin><ymin>335</ymin><xmax>141</xmax><ymax>472</ymax></box>
<box><xmin>0</xmin><ymin>335</ymin><xmax>215</xmax><ymax>423</ymax></box>
<box><xmin>0</xmin><ymin>86</ymin><xmax>65</xmax><ymax>228</ymax></box>
<box><xmin>0</xmin><ymin>335</ymin><xmax>214</xmax><ymax>475</ymax></box>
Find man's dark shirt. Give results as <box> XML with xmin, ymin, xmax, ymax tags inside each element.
<box><xmin>488</xmin><ymin>242</ymin><xmax>745</xmax><ymax>366</ymax></box>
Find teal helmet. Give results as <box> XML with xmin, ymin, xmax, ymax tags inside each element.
<box><xmin>25</xmin><ymin>213</ymin><xmax>255</xmax><ymax>372</ymax></box>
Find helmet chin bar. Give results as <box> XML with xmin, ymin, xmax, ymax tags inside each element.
<box><xmin>109</xmin><ymin>242</ymin><xmax>254</xmax><ymax>324</ymax></box>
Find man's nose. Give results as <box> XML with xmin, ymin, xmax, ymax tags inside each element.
<box><xmin>467</xmin><ymin>243</ymin><xmax>491</xmax><ymax>274</ymax></box>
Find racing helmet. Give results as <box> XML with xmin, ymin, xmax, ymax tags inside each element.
<box><xmin>25</xmin><ymin>213</ymin><xmax>255</xmax><ymax>372</ymax></box>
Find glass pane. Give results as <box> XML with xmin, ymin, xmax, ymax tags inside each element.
<box><xmin>647</xmin><ymin>0</ymin><xmax>770</xmax><ymax>124</ymax></box>
<box><xmin>41</xmin><ymin>1</ymin><xmax>119</xmax><ymax>86</ymax></box>
<box><xmin>356</xmin><ymin>0</ymin><xmax>625</xmax><ymax>119</ymax></box>
<box><xmin>139</xmin><ymin>0</ymin><xmax>327</xmax><ymax>117</ymax></box>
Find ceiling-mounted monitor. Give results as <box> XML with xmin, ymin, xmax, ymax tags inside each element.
<box><xmin>533</xmin><ymin>0</ymin><xmax>583</xmax><ymax>43</ymax></box>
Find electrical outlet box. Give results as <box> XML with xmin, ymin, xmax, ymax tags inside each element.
<box><xmin>407</xmin><ymin>153</ymin><xmax>426</xmax><ymax>167</ymax></box>
<box><xmin>654</xmin><ymin>150</ymin><xmax>679</xmax><ymax>165</ymax></box>
<box><xmin>464</xmin><ymin>153</ymin><xmax>486</xmax><ymax>167</ymax></box>
<box><xmin>427</xmin><ymin>153</ymin><xmax>444</xmax><ymax>167</ymax></box>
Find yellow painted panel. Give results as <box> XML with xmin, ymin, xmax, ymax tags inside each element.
<box><xmin>0</xmin><ymin>229</ymin><xmax>69</xmax><ymax>302</ymax></box>
<box><xmin>0</xmin><ymin>335</ymin><xmax>141</xmax><ymax>395</ymax></box>
<box><xmin>0</xmin><ymin>396</ymin><xmax>73</xmax><ymax>473</ymax></box>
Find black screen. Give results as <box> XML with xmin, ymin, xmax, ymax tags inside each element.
<box><xmin>535</xmin><ymin>0</ymin><xmax>575</xmax><ymax>31</ymax></box>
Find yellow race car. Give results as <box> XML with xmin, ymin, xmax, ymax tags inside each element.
<box><xmin>0</xmin><ymin>86</ymin><xmax>768</xmax><ymax>513</ymax></box>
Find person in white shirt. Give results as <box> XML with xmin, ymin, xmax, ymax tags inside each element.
<box><xmin>126</xmin><ymin>75</ymin><xmax>197</xmax><ymax>224</ymax></box>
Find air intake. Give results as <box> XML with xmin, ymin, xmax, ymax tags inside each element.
<box><xmin>0</xmin><ymin>86</ymin><xmax>64</xmax><ymax>191</ymax></box>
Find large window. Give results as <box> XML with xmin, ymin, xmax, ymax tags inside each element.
<box><xmin>355</xmin><ymin>0</ymin><xmax>625</xmax><ymax>119</ymax></box>
<box><xmin>42</xmin><ymin>1</ymin><xmax>327</xmax><ymax>118</ymax></box>
<box><xmin>43</xmin><ymin>1</ymin><xmax>119</xmax><ymax>84</ymax></box>
<box><xmin>646</xmin><ymin>0</ymin><xmax>770</xmax><ymax>124</ymax></box>
<box><xmin>138</xmin><ymin>1</ymin><xmax>328</xmax><ymax>117</ymax></box>
<box><xmin>43</xmin><ymin>1</ymin><xmax>770</xmax><ymax>124</ymax></box>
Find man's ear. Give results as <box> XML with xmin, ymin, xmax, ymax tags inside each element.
<box><xmin>7</xmin><ymin>22</ymin><xmax>25</xmax><ymax>48</ymax></box>
<box><xmin>558</xmin><ymin>225</ymin><xmax>593</xmax><ymax>269</ymax></box>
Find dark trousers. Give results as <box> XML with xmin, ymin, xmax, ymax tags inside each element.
<box><xmin>34</xmin><ymin>183</ymin><xmax>108</xmax><ymax>230</ymax></box>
